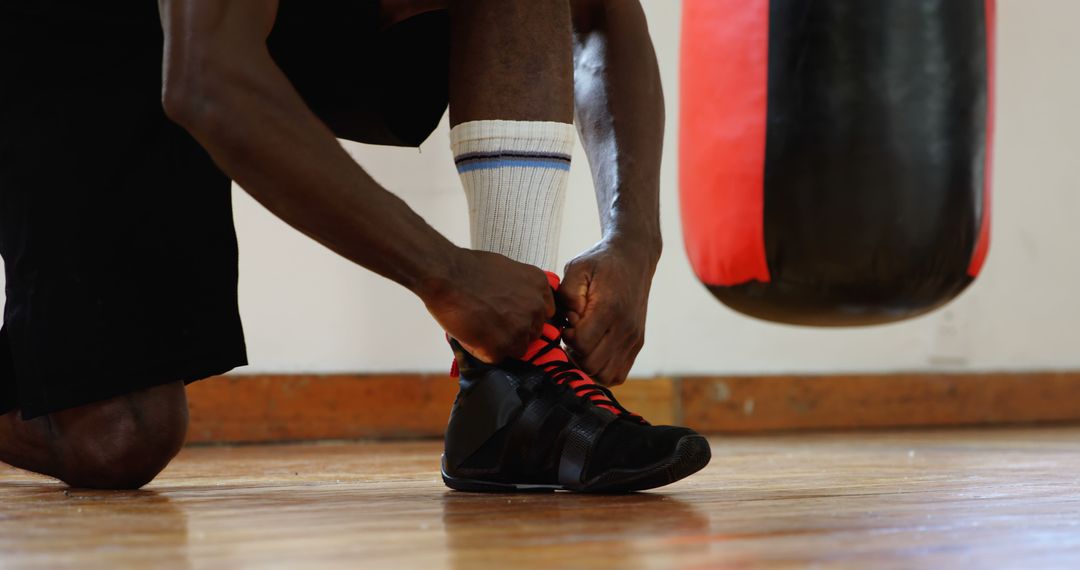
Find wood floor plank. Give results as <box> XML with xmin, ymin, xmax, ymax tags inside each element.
<box><xmin>3</xmin><ymin>428</ymin><xmax>1080</xmax><ymax>569</ymax></box>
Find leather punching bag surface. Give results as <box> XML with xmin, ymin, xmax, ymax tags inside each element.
<box><xmin>680</xmin><ymin>0</ymin><xmax>994</xmax><ymax>326</ymax></box>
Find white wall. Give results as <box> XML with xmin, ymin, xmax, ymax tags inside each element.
<box><xmin>2</xmin><ymin>0</ymin><xmax>1078</xmax><ymax>376</ymax></box>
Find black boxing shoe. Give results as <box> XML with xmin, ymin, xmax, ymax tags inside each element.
<box><xmin>441</xmin><ymin>275</ymin><xmax>711</xmax><ymax>493</ymax></box>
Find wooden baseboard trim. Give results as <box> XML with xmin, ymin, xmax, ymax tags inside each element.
<box><xmin>185</xmin><ymin>372</ymin><xmax>1080</xmax><ymax>444</ymax></box>
<box><xmin>679</xmin><ymin>373</ymin><xmax>1080</xmax><ymax>432</ymax></box>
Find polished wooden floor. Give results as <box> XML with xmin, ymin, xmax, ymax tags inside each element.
<box><xmin>2</xmin><ymin>427</ymin><xmax>1080</xmax><ymax>569</ymax></box>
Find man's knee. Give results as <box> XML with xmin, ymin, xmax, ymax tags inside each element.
<box><xmin>53</xmin><ymin>382</ymin><xmax>188</xmax><ymax>490</ymax></box>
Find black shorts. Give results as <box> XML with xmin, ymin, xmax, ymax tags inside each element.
<box><xmin>0</xmin><ymin>1</ymin><xmax>449</xmax><ymax>418</ymax></box>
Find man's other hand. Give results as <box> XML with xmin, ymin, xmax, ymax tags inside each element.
<box><xmin>558</xmin><ymin>239</ymin><xmax>658</xmax><ymax>386</ymax></box>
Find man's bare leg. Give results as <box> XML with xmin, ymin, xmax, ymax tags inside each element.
<box><xmin>440</xmin><ymin>0</ymin><xmax>712</xmax><ymax>494</ymax></box>
<box><xmin>448</xmin><ymin>0</ymin><xmax>575</xmax><ymax>277</ymax></box>
<box><xmin>448</xmin><ymin>0</ymin><xmax>573</xmax><ymax>124</ymax></box>
<box><xmin>0</xmin><ymin>382</ymin><xmax>188</xmax><ymax>489</ymax></box>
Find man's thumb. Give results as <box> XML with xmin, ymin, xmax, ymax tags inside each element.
<box><xmin>557</xmin><ymin>268</ymin><xmax>589</xmax><ymax>316</ymax></box>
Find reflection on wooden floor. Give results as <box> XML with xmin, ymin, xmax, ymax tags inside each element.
<box><xmin>3</xmin><ymin>427</ymin><xmax>1080</xmax><ymax>569</ymax></box>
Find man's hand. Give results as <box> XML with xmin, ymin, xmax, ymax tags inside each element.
<box><xmin>558</xmin><ymin>238</ymin><xmax>659</xmax><ymax>386</ymax></box>
<box><xmin>568</xmin><ymin>0</ymin><xmax>664</xmax><ymax>386</ymax></box>
<box><xmin>421</xmin><ymin>249</ymin><xmax>554</xmax><ymax>364</ymax></box>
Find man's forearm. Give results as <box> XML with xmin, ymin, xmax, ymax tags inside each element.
<box><xmin>160</xmin><ymin>1</ymin><xmax>458</xmax><ymax>296</ymax></box>
<box><xmin>572</xmin><ymin>0</ymin><xmax>664</xmax><ymax>260</ymax></box>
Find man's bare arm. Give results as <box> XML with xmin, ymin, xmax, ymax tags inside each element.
<box><xmin>571</xmin><ymin>0</ymin><xmax>664</xmax><ymax>251</ymax></box>
<box><xmin>158</xmin><ymin>0</ymin><xmax>553</xmax><ymax>361</ymax></box>
<box><xmin>560</xmin><ymin>0</ymin><xmax>664</xmax><ymax>385</ymax></box>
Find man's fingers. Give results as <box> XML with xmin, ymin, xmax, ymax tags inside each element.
<box><xmin>461</xmin><ymin>341</ymin><xmax>496</xmax><ymax>364</ymax></box>
<box><xmin>567</xmin><ymin>310</ymin><xmax>609</xmax><ymax>354</ymax></box>
<box><xmin>579</xmin><ymin>324</ymin><xmax>618</xmax><ymax>381</ymax></box>
<box><xmin>578</xmin><ymin>320</ymin><xmax>643</xmax><ymax>386</ymax></box>
<box><xmin>566</xmin><ymin>340</ymin><xmax>608</xmax><ymax>382</ymax></box>
<box><xmin>593</xmin><ymin>343</ymin><xmax>634</xmax><ymax>387</ymax></box>
<box><xmin>596</xmin><ymin>360</ymin><xmax>628</xmax><ymax>387</ymax></box>
<box><xmin>463</xmin><ymin>324</ymin><xmax>531</xmax><ymax>363</ymax></box>
<box><xmin>542</xmin><ymin>285</ymin><xmax>556</xmax><ymax>319</ymax></box>
<box><xmin>531</xmin><ymin>311</ymin><xmax>546</xmax><ymax>342</ymax></box>
<box><xmin>556</xmin><ymin>270</ymin><xmax>589</xmax><ymax>316</ymax></box>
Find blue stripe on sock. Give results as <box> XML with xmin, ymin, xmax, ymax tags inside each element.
<box><xmin>456</xmin><ymin>158</ymin><xmax>571</xmax><ymax>173</ymax></box>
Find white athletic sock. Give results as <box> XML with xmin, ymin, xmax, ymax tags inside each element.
<box><xmin>450</xmin><ymin>120</ymin><xmax>576</xmax><ymax>271</ymax></box>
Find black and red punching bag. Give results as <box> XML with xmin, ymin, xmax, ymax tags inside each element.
<box><xmin>680</xmin><ymin>0</ymin><xmax>995</xmax><ymax>326</ymax></box>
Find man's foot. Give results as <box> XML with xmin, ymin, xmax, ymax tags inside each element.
<box><xmin>441</xmin><ymin>275</ymin><xmax>711</xmax><ymax>493</ymax></box>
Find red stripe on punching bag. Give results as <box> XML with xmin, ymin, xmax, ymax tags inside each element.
<box><xmin>679</xmin><ymin>0</ymin><xmax>771</xmax><ymax>286</ymax></box>
<box><xmin>968</xmin><ymin>0</ymin><xmax>995</xmax><ymax>277</ymax></box>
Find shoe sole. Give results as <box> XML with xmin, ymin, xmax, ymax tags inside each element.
<box><xmin>441</xmin><ymin>434</ymin><xmax>712</xmax><ymax>494</ymax></box>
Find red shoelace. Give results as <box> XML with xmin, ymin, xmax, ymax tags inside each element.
<box><xmin>522</xmin><ymin>321</ymin><xmax>643</xmax><ymax>421</ymax></box>
<box><xmin>448</xmin><ymin>272</ymin><xmax>643</xmax><ymax>422</ymax></box>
